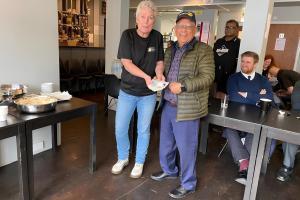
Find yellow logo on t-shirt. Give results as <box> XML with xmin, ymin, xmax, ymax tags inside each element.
<box><xmin>148</xmin><ymin>47</ymin><xmax>156</xmax><ymax>52</ymax></box>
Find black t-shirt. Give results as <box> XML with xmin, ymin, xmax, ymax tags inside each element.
<box><xmin>277</xmin><ymin>69</ymin><xmax>300</xmax><ymax>90</ymax></box>
<box><xmin>117</xmin><ymin>28</ymin><xmax>164</xmax><ymax>96</ymax></box>
<box><xmin>262</xmin><ymin>69</ymin><xmax>268</xmax><ymax>77</ymax></box>
<box><xmin>213</xmin><ymin>37</ymin><xmax>240</xmax><ymax>92</ymax></box>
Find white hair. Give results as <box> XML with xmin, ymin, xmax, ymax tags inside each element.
<box><xmin>136</xmin><ymin>0</ymin><xmax>157</xmax><ymax>19</ymax></box>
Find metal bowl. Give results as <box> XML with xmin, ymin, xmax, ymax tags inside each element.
<box><xmin>15</xmin><ymin>102</ymin><xmax>57</xmax><ymax>113</ymax></box>
<box><xmin>14</xmin><ymin>95</ymin><xmax>57</xmax><ymax>113</ymax></box>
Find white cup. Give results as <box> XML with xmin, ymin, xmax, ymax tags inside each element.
<box><xmin>0</xmin><ymin>105</ymin><xmax>8</xmax><ymax>122</ymax></box>
<box><xmin>41</xmin><ymin>82</ymin><xmax>54</xmax><ymax>94</ymax></box>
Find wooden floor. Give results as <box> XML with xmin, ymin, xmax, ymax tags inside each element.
<box><xmin>0</xmin><ymin>91</ymin><xmax>299</xmax><ymax>200</ymax></box>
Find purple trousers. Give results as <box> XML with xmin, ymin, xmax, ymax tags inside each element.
<box><xmin>159</xmin><ymin>102</ymin><xmax>200</xmax><ymax>190</ymax></box>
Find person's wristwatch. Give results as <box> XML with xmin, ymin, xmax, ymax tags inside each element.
<box><xmin>181</xmin><ymin>83</ymin><xmax>187</xmax><ymax>92</ymax></box>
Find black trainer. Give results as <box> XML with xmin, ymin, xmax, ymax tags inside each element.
<box><xmin>276</xmin><ymin>165</ymin><xmax>293</xmax><ymax>182</ymax></box>
<box><xmin>150</xmin><ymin>171</ymin><xmax>178</xmax><ymax>181</ymax></box>
<box><xmin>168</xmin><ymin>185</ymin><xmax>195</xmax><ymax>199</ymax></box>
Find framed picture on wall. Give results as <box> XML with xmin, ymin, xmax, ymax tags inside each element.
<box><xmin>102</xmin><ymin>1</ymin><xmax>106</xmax><ymax>14</ymax></box>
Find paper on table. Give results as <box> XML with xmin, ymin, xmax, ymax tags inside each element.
<box><xmin>147</xmin><ymin>79</ymin><xmax>169</xmax><ymax>92</ymax></box>
<box><xmin>46</xmin><ymin>91</ymin><xmax>72</xmax><ymax>101</ymax></box>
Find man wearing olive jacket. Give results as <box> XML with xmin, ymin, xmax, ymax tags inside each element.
<box><xmin>150</xmin><ymin>11</ymin><xmax>214</xmax><ymax>199</ymax></box>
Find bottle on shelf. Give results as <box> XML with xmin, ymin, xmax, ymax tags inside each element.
<box><xmin>57</xmin><ymin>10</ymin><xmax>90</xmax><ymax>46</ymax></box>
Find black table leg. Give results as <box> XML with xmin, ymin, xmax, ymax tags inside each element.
<box><xmin>89</xmin><ymin>106</ymin><xmax>97</xmax><ymax>173</ymax></box>
<box><xmin>16</xmin><ymin>124</ymin><xmax>30</xmax><ymax>200</ymax></box>
<box><xmin>104</xmin><ymin>93</ymin><xmax>108</xmax><ymax>116</ymax></box>
<box><xmin>25</xmin><ymin>123</ymin><xmax>34</xmax><ymax>200</ymax></box>
<box><xmin>199</xmin><ymin>116</ymin><xmax>209</xmax><ymax>154</ymax></box>
<box><xmin>51</xmin><ymin>124</ymin><xmax>58</xmax><ymax>151</ymax></box>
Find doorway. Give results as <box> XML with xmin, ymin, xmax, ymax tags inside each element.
<box><xmin>266</xmin><ymin>24</ymin><xmax>300</xmax><ymax>70</ymax></box>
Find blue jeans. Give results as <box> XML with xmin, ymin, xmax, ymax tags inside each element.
<box><xmin>115</xmin><ymin>90</ymin><xmax>156</xmax><ymax>164</ymax></box>
<box><xmin>283</xmin><ymin>142</ymin><xmax>299</xmax><ymax>168</ymax></box>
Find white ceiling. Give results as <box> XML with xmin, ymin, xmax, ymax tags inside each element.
<box><xmin>130</xmin><ymin>0</ymin><xmax>245</xmax><ymax>12</ymax></box>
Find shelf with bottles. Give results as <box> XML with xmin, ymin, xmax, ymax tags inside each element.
<box><xmin>58</xmin><ymin>10</ymin><xmax>89</xmax><ymax>47</ymax></box>
<box><xmin>162</xmin><ymin>33</ymin><xmax>172</xmax><ymax>50</ymax></box>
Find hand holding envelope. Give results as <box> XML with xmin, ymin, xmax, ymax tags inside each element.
<box><xmin>147</xmin><ymin>79</ymin><xmax>169</xmax><ymax>92</ymax></box>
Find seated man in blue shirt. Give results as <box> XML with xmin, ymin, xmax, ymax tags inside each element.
<box><xmin>224</xmin><ymin>51</ymin><xmax>274</xmax><ymax>184</ymax></box>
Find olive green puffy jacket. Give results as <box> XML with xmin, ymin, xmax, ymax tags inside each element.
<box><xmin>163</xmin><ymin>40</ymin><xmax>215</xmax><ymax>121</ymax></box>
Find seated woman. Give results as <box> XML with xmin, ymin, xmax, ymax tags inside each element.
<box><xmin>262</xmin><ymin>55</ymin><xmax>276</xmax><ymax>77</ymax></box>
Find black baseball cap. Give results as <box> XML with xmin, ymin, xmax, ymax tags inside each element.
<box><xmin>176</xmin><ymin>11</ymin><xmax>196</xmax><ymax>24</ymax></box>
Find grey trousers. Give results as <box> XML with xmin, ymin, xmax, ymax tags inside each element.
<box><xmin>283</xmin><ymin>142</ymin><xmax>299</xmax><ymax>168</ymax></box>
<box><xmin>223</xmin><ymin>128</ymin><xmax>253</xmax><ymax>163</ymax></box>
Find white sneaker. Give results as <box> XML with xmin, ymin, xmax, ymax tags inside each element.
<box><xmin>130</xmin><ymin>163</ymin><xmax>144</xmax><ymax>178</ymax></box>
<box><xmin>111</xmin><ymin>159</ymin><xmax>129</xmax><ymax>175</ymax></box>
<box><xmin>235</xmin><ymin>177</ymin><xmax>247</xmax><ymax>185</ymax></box>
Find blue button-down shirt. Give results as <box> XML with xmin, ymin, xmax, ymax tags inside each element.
<box><xmin>164</xmin><ymin>42</ymin><xmax>189</xmax><ymax>104</ymax></box>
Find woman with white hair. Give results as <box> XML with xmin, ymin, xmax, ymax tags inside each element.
<box><xmin>111</xmin><ymin>0</ymin><xmax>164</xmax><ymax>178</ymax></box>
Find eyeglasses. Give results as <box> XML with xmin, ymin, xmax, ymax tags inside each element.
<box><xmin>175</xmin><ymin>24</ymin><xmax>195</xmax><ymax>31</ymax></box>
<box><xmin>225</xmin><ymin>26</ymin><xmax>237</xmax><ymax>30</ymax></box>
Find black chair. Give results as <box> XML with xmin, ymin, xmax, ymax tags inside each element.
<box><xmin>59</xmin><ymin>59</ymin><xmax>74</xmax><ymax>92</ymax></box>
<box><xmin>86</xmin><ymin>59</ymin><xmax>105</xmax><ymax>91</ymax></box>
<box><xmin>69</xmin><ymin>60</ymin><xmax>92</xmax><ymax>93</ymax></box>
<box><xmin>94</xmin><ymin>59</ymin><xmax>105</xmax><ymax>90</ymax></box>
<box><xmin>103</xmin><ymin>74</ymin><xmax>120</xmax><ymax>116</ymax></box>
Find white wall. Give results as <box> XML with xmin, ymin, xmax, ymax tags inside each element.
<box><xmin>238</xmin><ymin>0</ymin><xmax>274</xmax><ymax>73</ymax></box>
<box><xmin>216</xmin><ymin>9</ymin><xmax>244</xmax><ymax>41</ymax></box>
<box><xmin>159</xmin><ymin>13</ymin><xmax>177</xmax><ymax>36</ymax></box>
<box><xmin>215</xmin><ymin>5</ymin><xmax>300</xmax><ymax>41</ymax></box>
<box><xmin>146</xmin><ymin>9</ymin><xmax>218</xmax><ymax>46</ymax></box>
<box><xmin>272</xmin><ymin>6</ymin><xmax>300</xmax><ymax>23</ymax></box>
<box><xmin>129</xmin><ymin>11</ymin><xmax>175</xmax><ymax>37</ymax></box>
<box><xmin>105</xmin><ymin>0</ymin><xmax>129</xmax><ymax>74</ymax></box>
<box><xmin>0</xmin><ymin>1</ymin><xmax>59</xmax><ymax>166</ymax></box>
<box><xmin>196</xmin><ymin>9</ymin><xmax>218</xmax><ymax>46</ymax></box>
<box><xmin>295</xmin><ymin>43</ymin><xmax>300</xmax><ymax>72</ymax></box>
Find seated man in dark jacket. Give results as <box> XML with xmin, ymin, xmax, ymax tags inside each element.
<box><xmin>224</xmin><ymin>51</ymin><xmax>274</xmax><ymax>185</ymax></box>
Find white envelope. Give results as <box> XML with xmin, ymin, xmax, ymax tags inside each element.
<box><xmin>46</xmin><ymin>91</ymin><xmax>72</xmax><ymax>101</ymax></box>
<box><xmin>148</xmin><ymin>79</ymin><xmax>169</xmax><ymax>92</ymax></box>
